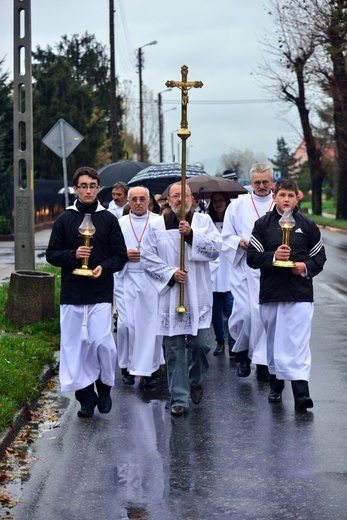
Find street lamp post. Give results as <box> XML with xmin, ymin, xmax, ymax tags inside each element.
<box><xmin>158</xmin><ymin>89</ymin><xmax>172</xmax><ymax>162</ymax></box>
<box><xmin>161</xmin><ymin>108</ymin><xmax>176</xmax><ymax>162</ymax></box>
<box><xmin>171</xmin><ymin>129</ymin><xmax>180</xmax><ymax>162</ymax></box>
<box><xmin>138</xmin><ymin>40</ymin><xmax>157</xmax><ymax>162</ymax></box>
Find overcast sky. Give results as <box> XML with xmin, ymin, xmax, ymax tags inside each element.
<box><xmin>1</xmin><ymin>0</ymin><xmax>301</xmax><ymax>175</ymax></box>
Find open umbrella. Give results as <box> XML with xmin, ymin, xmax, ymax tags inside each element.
<box><xmin>98</xmin><ymin>161</ymin><xmax>149</xmax><ymax>187</ymax></box>
<box><xmin>127</xmin><ymin>162</ymin><xmax>208</xmax><ymax>195</ymax></box>
<box><xmin>186</xmin><ymin>175</ymin><xmax>248</xmax><ymax>199</ymax></box>
<box><xmin>159</xmin><ymin>174</ymin><xmax>248</xmax><ymax>200</ymax></box>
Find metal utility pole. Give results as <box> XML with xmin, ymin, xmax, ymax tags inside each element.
<box><xmin>109</xmin><ymin>0</ymin><xmax>119</xmax><ymax>162</ymax></box>
<box><xmin>13</xmin><ymin>0</ymin><xmax>35</xmax><ymax>270</ymax></box>
<box><xmin>158</xmin><ymin>91</ymin><xmax>163</xmax><ymax>162</ymax></box>
<box><xmin>138</xmin><ymin>40</ymin><xmax>157</xmax><ymax>162</ymax></box>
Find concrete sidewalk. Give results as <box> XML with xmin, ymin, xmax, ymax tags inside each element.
<box><xmin>0</xmin><ymin>228</ymin><xmax>52</xmax><ymax>286</ymax></box>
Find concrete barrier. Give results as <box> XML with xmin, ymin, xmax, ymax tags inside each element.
<box><xmin>5</xmin><ymin>270</ymin><xmax>55</xmax><ymax>327</ymax></box>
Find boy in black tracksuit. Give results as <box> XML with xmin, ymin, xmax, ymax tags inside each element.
<box><xmin>247</xmin><ymin>178</ymin><xmax>326</xmax><ymax>411</ymax></box>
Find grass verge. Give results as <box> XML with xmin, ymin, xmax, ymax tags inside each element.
<box><xmin>0</xmin><ymin>265</ymin><xmax>60</xmax><ymax>436</ymax></box>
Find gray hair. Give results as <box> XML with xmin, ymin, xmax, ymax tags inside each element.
<box><xmin>250</xmin><ymin>162</ymin><xmax>273</xmax><ymax>177</ymax></box>
<box><xmin>128</xmin><ymin>186</ymin><xmax>150</xmax><ymax>199</ymax></box>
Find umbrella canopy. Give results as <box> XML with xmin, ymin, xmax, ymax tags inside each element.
<box><xmin>159</xmin><ymin>174</ymin><xmax>248</xmax><ymax>201</ymax></box>
<box><xmin>98</xmin><ymin>161</ymin><xmax>149</xmax><ymax>187</ymax></box>
<box><xmin>127</xmin><ymin>162</ymin><xmax>208</xmax><ymax>195</ymax></box>
<box><xmin>186</xmin><ymin>175</ymin><xmax>248</xmax><ymax>199</ymax></box>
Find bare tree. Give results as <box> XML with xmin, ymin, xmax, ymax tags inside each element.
<box><xmin>261</xmin><ymin>0</ymin><xmax>347</xmax><ymax>218</ymax></box>
<box><xmin>260</xmin><ymin>0</ymin><xmax>329</xmax><ymax>214</ymax></box>
<box><xmin>221</xmin><ymin>149</ymin><xmax>268</xmax><ymax>179</ymax></box>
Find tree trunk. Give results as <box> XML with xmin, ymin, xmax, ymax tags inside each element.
<box><xmin>292</xmin><ymin>59</ymin><xmax>325</xmax><ymax>215</ymax></box>
<box><xmin>328</xmin><ymin>8</ymin><xmax>347</xmax><ymax>219</ymax></box>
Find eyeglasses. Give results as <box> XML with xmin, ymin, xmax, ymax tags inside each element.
<box><xmin>129</xmin><ymin>197</ymin><xmax>148</xmax><ymax>203</ymax></box>
<box><xmin>252</xmin><ymin>180</ymin><xmax>270</xmax><ymax>186</ymax></box>
<box><xmin>76</xmin><ymin>183</ymin><xmax>99</xmax><ymax>190</ymax></box>
<box><xmin>169</xmin><ymin>194</ymin><xmax>192</xmax><ymax>200</ymax></box>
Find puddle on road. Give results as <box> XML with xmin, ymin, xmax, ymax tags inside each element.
<box><xmin>0</xmin><ymin>375</ymin><xmax>66</xmax><ymax>515</ymax></box>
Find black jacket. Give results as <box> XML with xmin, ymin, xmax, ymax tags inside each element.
<box><xmin>46</xmin><ymin>199</ymin><xmax>128</xmax><ymax>305</ymax></box>
<box><xmin>247</xmin><ymin>206</ymin><xmax>326</xmax><ymax>303</ymax></box>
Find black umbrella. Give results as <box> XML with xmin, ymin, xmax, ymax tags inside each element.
<box><xmin>127</xmin><ymin>162</ymin><xmax>207</xmax><ymax>195</ymax></box>
<box><xmin>98</xmin><ymin>161</ymin><xmax>149</xmax><ymax>187</ymax></box>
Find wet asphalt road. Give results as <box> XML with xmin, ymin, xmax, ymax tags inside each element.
<box><xmin>1</xmin><ymin>229</ymin><xmax>347</xmax><ymax>520</ymax></box>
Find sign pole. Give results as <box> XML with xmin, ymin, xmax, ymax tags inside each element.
<box><xmin>59</xmin><ymin>120</ymin><xmax>69</xmax><ymax>208</ymax></box>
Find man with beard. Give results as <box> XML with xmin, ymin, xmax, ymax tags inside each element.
<box><xmin>141</xmin><ymin>182</ymin><xmax>221</xmax><ymax>416</ymax></box>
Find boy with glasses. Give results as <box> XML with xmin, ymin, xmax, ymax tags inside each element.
<box><xmin>46</xmin><ymin>166</ymin><xmax>128</xmax><ymax>418</ymax></box>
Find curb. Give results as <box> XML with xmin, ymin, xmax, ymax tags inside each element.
<box><xmin>0</xmin><ymin>355</ymin><xmax>59</xmax><ymax>460</ymax></box>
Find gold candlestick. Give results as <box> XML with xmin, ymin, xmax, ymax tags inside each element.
<box><xmin>72</xmin><ymin>214</ymin><xmax>96</xmax><ymax>276</ymax></box>
<box><xmin>273</xmin><ymin>209</ymin><xmax>296</xmax><ymax>268</ymax></box>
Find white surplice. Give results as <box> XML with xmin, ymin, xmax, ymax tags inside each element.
<box><xmin>221</xmin><ymin>192</ymin><xmax>274</xmax><ymax>363</ymax></box>
<box><xmin>115</xmin><ymin>211</ymin><xmax>165</xmax><ymax>376</ymax></box>
<box><xmin>141</xmin><ymin>212</ymin><xmax>222</xmax><ymax>337</ymax></box>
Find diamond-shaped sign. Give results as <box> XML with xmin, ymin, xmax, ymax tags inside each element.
<box><xmin>42</xmin><ymin>118</ymin><xmax>83</xmax><ymax>158</ymax></box>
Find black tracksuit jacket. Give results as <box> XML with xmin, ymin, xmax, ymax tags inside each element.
<box><xmin>247</xmin><ymin>206</ymin><xmax>326</xmax><ymax>304</ymax></box>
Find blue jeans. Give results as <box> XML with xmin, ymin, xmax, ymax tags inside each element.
<box><xmin>212</xmin><ymin>291</ymin><xmax>233</xmax><ymax>343</ymax></box>
<box><xmin>164</xmin><ymin>328</ymin><xmax>210</xmax><ymax>408</ymax></box>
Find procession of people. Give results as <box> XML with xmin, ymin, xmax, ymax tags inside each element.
<box><xmin>47</xmin><ymin>162</ymin><xmax>326</xmax><ymax>418</ymax></box>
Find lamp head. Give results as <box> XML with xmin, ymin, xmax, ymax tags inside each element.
<box><xmin>279</xmin><ymin>208</ymin><xmax>295</xmax><ymax>229</ymax></box>
<box><xmin>78</xmin><ymin>214</ymin><xmax>96</xmax><ymax>236</ymax></box>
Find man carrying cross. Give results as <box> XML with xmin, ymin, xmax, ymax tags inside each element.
<box><xmin>141</xmin><ymin>182</ymin><xmax>221</xmax><ymax>415</ymax></box>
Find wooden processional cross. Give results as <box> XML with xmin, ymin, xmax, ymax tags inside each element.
<box><xmin>165</xmin><ymin>65</ymin><xmax>203</xmax><ymax>314</ymax></box>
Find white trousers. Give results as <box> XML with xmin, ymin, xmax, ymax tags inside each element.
<box><xmin>60</xmin><ymin>303</ymin><xmax>117</xmax><ymax>392</ymax></box>
<box><xmin>115</xmin><ymin>271</ymin><xmax>164</xmax><ymax>377</ymax></box>
<box><xmin>229</xmin><ymin>256</ymin><xmax>267</xmax><ymax>364</ymax></box>
<box><xmin>260</xmin><ymin>302</ymin><xmax>313</xmax><ymax>381</ymax></box>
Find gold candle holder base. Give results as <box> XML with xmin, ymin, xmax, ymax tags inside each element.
<box><xmin>72</xmin><ymin>267</ymin><xmax>95</xmax><ymax>276</ymax></box>
<box><xmin>273</xmin><ymin>259</ymin><xmax>296</xmax><ymax>268</ymax></box>
<box><xmin>176</xmin><ymin>305</ymin><xmax>187</xmax><ymax>314</ymax></box>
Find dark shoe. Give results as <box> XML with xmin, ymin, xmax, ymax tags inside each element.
<box><xmin>190</xmin><ymin>384</ymin><xmax>203</xmax><ymax>404</ymax></box>
<box><xmin>237</xmin><ymin>359</ymin><xmax>251</xmax><ymax>377</ymax></box>
<box><xmin>295</xmin><ymin>397</ymin><xmax>314</xmax><ymax>411</ymax></box>
<box><xmin>291</xmin><ymin>380</ymin><xmax>313</xmax><ymax>411</ymax></box>
<box><xmin>97</xmin><ymin>396</ymin><xmax>112</xmax><ymax>414</ymax></box>
<box><xmin>268</xmin><ymin>391</ymin><xmax>282</xmax><ymax>403</ymax></box>
<box><xmin>75</xmin><ymin>385</ymin><xmax>98</xmax><ymax>418</ymax></box>
<box><xmin>256</xmin><ymin>364</ymin><xmax>270</xmax><ymax>382</ymax></box>
<box><xmin>228</xmin><ymin>340</ymin><xmax>236</xmax><ymax>358</ymax></box>
<box><xmin>144</xmin><ymin>376</ymin><xmax>156</xmax><ymax>390</ymax></box>
<box><xmin>171</xmin><ymin>405</ymin><xmax>185</xmax><ymax>416</ymax></box>
<box><xmin>121</xmin><ymin>368</ymin><xmax>135</xmax><ymax>385</ymax></box>
<box><xmin>95</xmin><ymin>378</ymin><xmax>112</xmax><ymax>413</ymax></box>
<box><xmin>213</xmin><ymin>342</ymin><xmax>225</xmax><ymax>356</ymax></box>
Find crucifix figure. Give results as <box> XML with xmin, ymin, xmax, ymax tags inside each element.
<box><xmin>165</xmin><ymin>65</ymin><xmax>203</xmax><ymax>314</ymax></box>
<box><xmin>166</xmin><ymin>65</ymin><xmax>203</xmax><ymax>134</ymax></box>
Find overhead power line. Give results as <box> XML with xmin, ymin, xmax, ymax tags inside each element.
<box><xmin>127</xmin><ymin>98</ymin><xmax>281</xmax><ymax>105</ymax></box>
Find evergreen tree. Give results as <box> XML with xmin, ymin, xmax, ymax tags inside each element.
<box><xmin>32</xmin><ymin>33</ymin><xmax>124</xmax><ymax>180</ymax></box>
<box><xmin>269</xmin><ymin>137</ymin><xmax>298</xmax><ymax>178</ymax></box>
<box><xmin>0</xmin><ymin>61</ymin><xmax>13</xmax><ymax>219</ymax></box>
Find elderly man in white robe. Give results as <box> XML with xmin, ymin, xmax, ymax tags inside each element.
<box><xmin>141</xmin><ymin>182</ymin><xmax>221</xmax><ymax>416</ymax></box>
<box><xmin>221</xmin><ymin>162</ymin><xmax>274</xmax><ymax>381</ymax></box>
<box><xmin>115</xmin><ymin>186</ymin><xmax>164</xmax><ymax>389</ymax></box>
